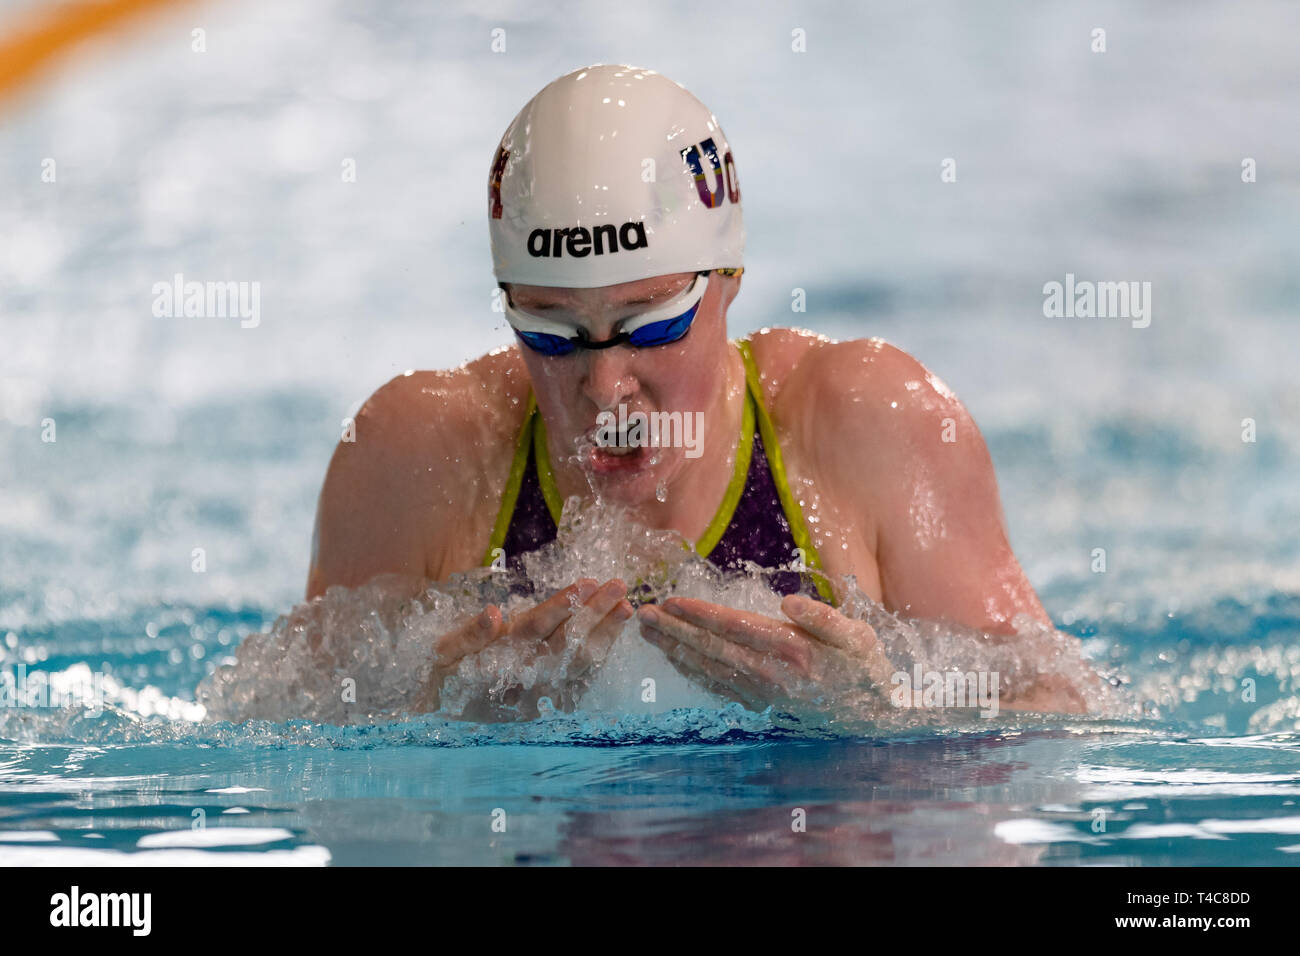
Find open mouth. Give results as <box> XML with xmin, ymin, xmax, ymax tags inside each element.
<box><xmin>589</xmin><ymin>443</ymin><xmax>649</xmax><ymax>472</ymax></box>
<box><xmin>588</xmin><ymin>424</ymin><xmax>655</xmax><ymax>473</ymax></box>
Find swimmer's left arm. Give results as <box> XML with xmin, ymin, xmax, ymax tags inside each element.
<box><xmin>812</xmin><ymin>339</ymin><xmax>1087</xmax><ymax>712</ymax></box>
<box><xmin>640</xmin><ymin>339</ymin><xmax>1087</xmax><ymax>715</ymax></box>
<box><xmin>811</xmin><ymin>338</ymin><xmax>1052</xmax><ymax>635</ymax></box>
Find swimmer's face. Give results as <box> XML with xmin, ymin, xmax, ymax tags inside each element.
<box><xmin>504</xmin><ymin>270</ymin><xmax>741</xmax><ymax>506</ymax></box>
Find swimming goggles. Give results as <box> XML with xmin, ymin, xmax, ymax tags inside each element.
<box><xmin>503</xmin><ymin>271</ymin><xmax>708</xmax><ymax>356</ymax></box>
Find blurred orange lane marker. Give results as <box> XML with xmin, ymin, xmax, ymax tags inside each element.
<box><xmin>0</xmin><ymin>0</ymin><xmax>199</xmax><ymax>106</ymax></box>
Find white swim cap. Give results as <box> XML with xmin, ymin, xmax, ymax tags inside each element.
<box><xmin>488</xmin><ymin>64</ymin><xmax>744</xmax><ymax>289</ymax></box>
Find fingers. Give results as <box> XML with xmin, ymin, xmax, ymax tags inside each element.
<box><xmin>781</xmin><ymin>594</ymin><xmax>894</xmax><ymax>686</ymax></box>
<box><xmin>433</xmin><ymin>605</ymin><xmax>504</xmax><ymax>663</ymax></box>
<box><xmin>510</xmin><ymin>578</ymin><xmax>630</xmax><ymax>658</ymax></box>
<box><xmin>779</xmin><ymin>594</ymin><xmax>860</xmax><ymax>649</ymax></box>
<box><xmin>423</xmin><ymin>605</ymin><xmax>505</xmax><ymax>712</ymax></box>
<box><xmin>565</xmin><ymin>581</ymin><xmax>634</xmax><ymax>669</ymax></box>
<box><xmin>428</xmin><ymin>579</ymin><xmax>634</xmax><ymax>715</ymax></box>
<box><xmin>510</xmin><ymin>578</ymin><xmax>601</xmax><ymax>643</ymax></box>
<box><xmin>585</xmin><ymin>587</ymin><xmax>636</xmax><ymax>652</ymax></box>
<box><xmin>637</xmin><ymin>604</ymin><xmax>784</xmax><ymax>687</ymax></box>
<box><xmin>656</xmin><ymin>597</ymin><xmax>808</xmax><ymax>663</ymax></box>
<box><xmin>641</xmin><ymin>628</ymin><xmax>766</xmax><ymax>705</ymax></box>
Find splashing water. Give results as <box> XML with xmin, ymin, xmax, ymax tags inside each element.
<box><xmin>189</xmin><ymin>499</ymin><xmax>1121</xmax><ymax>731</ymax></box>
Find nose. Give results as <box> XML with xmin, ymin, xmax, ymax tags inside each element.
<box><xmin>580</xmin><ymin>346</ymin><xmax>639</xmax><ymax>412</ymax></box>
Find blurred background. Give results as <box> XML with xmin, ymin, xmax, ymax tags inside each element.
<box><xmin>2</xmin><ymin>0</ymin><xmax>1297</xmax><ymax>704</ymax></box>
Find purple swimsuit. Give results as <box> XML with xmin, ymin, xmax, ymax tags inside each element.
<box><xmin>498</xmin><ymin>405</ymin><xmax>833</xmax><ymax>606</ymax></box>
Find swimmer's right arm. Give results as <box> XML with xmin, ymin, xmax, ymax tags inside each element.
<box><xmin>306</xmin><ymin>372</ymin><xmax>462</xmax><ymax>600</ymax></box>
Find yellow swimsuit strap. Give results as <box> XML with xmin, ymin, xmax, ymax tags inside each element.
<box><xmin>480</xmin><ymin>391</ymin><xmax>540</xmax><ymax>565</ymax></box>
<box><xmin>482</xmin><ymin>340</ymin><xmax>836</xmax><ymax>606</ymax></box>
<box><xmin>734</xmin><ymin>340</ymin><xmax>836</xmax><ymax>605</ymax></box>
<box><xmin>691</xmin><ymin>346</ymin><xmax>756</xmax><ymax>559</ymax></box>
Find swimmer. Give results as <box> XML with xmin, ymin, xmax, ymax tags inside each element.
<box><xmin>307</xmin><ymin>64</ymin><xmax>1087</xmax><ymax>718</ymax></box>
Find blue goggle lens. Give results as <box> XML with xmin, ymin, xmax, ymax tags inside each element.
<box><xmin>515</xmin><ymin>330</ymin><xmax>579</xmax><ymax>356</ymax></box>
<box><xmin>509</xmin><ymin>273</ymin><xmax>706</xmax><ymax>355</ymax></box>
<box><xmin>625</xmin><ymin>301</ymin><xmax>699</xmax><ymax>348</ymax></box>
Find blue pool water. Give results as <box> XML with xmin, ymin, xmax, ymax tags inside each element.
<box><xmin>2</xmin><ymin>0</ymin><xmax>1299</xmax><ymax>865</ymax></box>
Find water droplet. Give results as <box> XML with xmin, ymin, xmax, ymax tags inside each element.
<box><xmin>655</xmin><ymin>481</ymin><xmax>668</xmax><ymax>502</ymax></box>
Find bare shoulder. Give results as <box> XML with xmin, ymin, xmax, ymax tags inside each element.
<box><xmin>739</xmin><ymin>326</ymin><xmax>826</xmax><ymax>405</ymax></box>
<box><xmin>363</xmin><ymin>345</ymin><xmax>528</xmax><ymax>451</ymax></box>
<box><xmin>805</xmin><ymin>335</ymin><xmax>967</xmax><ymax>434</ymax></box>
<box><xmin>746</xmin><ymin>329</ymin><xmax>1044</xmax><ymax>634</ymax></box>
<box><xmin>745</xmin><ymin>327</ymin><xmax>984</xmax><ymax>496</ymax></box>
<box><xmin>307</xmin><ymin>345</ymin><xmax>533</xmax><ymax>596</ymax></box>
<box><xmin>744</xmin><ymin>327</ymin><xmax>966</xmax><ymax>436</ymax></box>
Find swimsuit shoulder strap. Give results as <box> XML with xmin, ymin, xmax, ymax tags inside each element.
<box><xmin>481</xmin><ymin>391</ymin><xmax>544</xmax><ymax>565</ymax></box>
<box><xmin>693</xmin><ymin>342</ymin><xmax>757</xmax><ymax>557</ymax></box>
<box><xmin>736</xmin><ymin>338</ymin><xmax>836</xmax><ymax>605</ymax></box>
<box><xmin>531</xmin><ymin>402</ymin><xmax>565</xmax><ymax>526</ymax></box>
<box><xmin>483</xmin><ymin>341</ymin><xmax>835</xmax><ymax>606</ymax></box>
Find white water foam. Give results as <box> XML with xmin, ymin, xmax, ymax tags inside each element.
<box><xmin>196</xmin><ymin>498</ymin><xmax>1122</xmax><ymax>729</ymax></box>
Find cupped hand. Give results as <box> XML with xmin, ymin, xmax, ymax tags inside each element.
<box><xmin>637</xmin><ymin>593</ymin><xmax>897</xmax><ymax>712</ymax></box>
<box><xmin>420</xmin><ymin>577</ymin><xmax>634</xmax><ymax>717</ymax></box>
